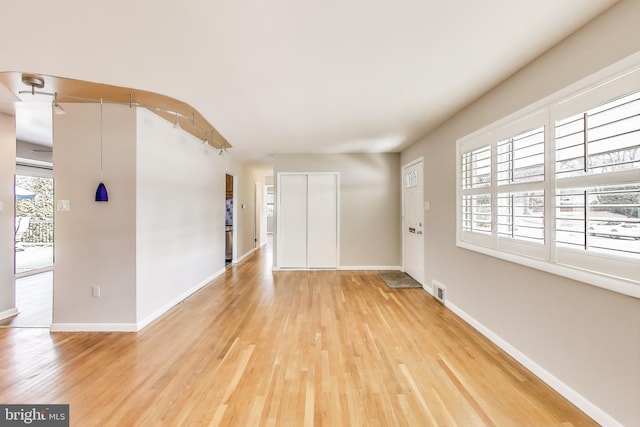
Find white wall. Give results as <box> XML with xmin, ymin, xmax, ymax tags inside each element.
<box><xmin>0</xmin><ymin>113</ymin><xmax>16</xmax><ymax>319</ymax></box>
<box><xmin>52</xmin><ymin>103</ymin><xmax>137</xmax><ymax>329</ymax></box>
<box><xmin>401</xmin><ymin>1</ymin><xmax>640</xmax><ymax>426</ymax></box>
<box><xmin>274</xmin><ymin>153</ymin><xmax>401</xmax><ymax>268</ymax></box>
<box><xmin>136</xmin><ymin>108</ymin><xmax>225</xmax><ymax>327</ymax></box>
<box><xmin>50</xmin><ymin>104</ymin><xmax>251</xmax><ymax>330</ymax></box>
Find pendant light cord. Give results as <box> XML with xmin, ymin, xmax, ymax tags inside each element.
<box><xmin>100</xmin><ymin>98</ymin><xmax>104</xmax><ymax>180</ymax></box>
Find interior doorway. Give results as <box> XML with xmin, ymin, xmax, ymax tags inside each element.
<box><xmin>5</xmin><ymin>101</ymin><xmax>55</xmax><ymax>328</ymax></box>
<box><xmin>225</xmin><ymin>174</ymin><xmax>234</xmax><ymax>267</ymax></box>
<box><xmin>265</xmin><ymin>185</ymin><xmax>274</xmax><ymax>236</ymax></box>
<box><xmin>254</xmin><ymin>181</ymin><xmax>261</xmax><ymax>249</ymax></box>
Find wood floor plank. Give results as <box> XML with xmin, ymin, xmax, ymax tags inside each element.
<box><xmin>0</xmin><ymin>242</ymin><xmax>599</xmax><ymax>426</ymax></box>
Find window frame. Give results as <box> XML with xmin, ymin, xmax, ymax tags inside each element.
<box><xmin>456</xmin><ymin>54</ymin><xmax>640</xmax><ymax>298</ymax></box>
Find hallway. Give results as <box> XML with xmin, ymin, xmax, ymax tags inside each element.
<box><xmin>0</xmin><ymin>242</ymin><xmax>597</xmax><ymax>426</ymax></box>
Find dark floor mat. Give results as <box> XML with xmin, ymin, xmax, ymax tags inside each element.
<box><xmin>378</xmin><ymin>271</ymin><xmax>422</xmax><ymax>288</ymax></box>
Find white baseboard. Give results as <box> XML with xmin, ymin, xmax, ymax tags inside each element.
<box><xmin>50</xmin><ymin>323</ymin><xmax>138</xmax><ymax>332</ymax></box>
<box><xmin>338</xmin><ymin>266</ymin><xmax>403</xmax><ymax>271</ymax></box>
<box><xmin>49</xmin><ymin>268</ymin><xmax>228</xmax><ymax>333</ymax></box>
<box><xmin>136</xmin><ymin>268</ymin><xmax>226</xmax><ymax>331</ymax></box>
<box><xmin>422</xmin><ymin>284</ymin><xmax>433</xmax><ymax>295</ymax></box>
<box><xmin>272</xmin><ymin>266</ymin><xmax>403</xmax><ymax>272</ymax></box>
<box><xmin>0</xmin><ymin>308</ymin><xmax>18</xmax><ymax>321</ymax></box>
<box><xmin>446</xmin><ymin>301</ymin><xmax>623</xmax><ymax>427</ymax></box>
<box><xmin>236</xmin><ymin>248</ymin><xmax>256</xmax><ymax>264</ymax></box>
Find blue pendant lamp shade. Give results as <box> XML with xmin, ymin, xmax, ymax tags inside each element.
<box><xmin>95</xmin><ymin>182</ymin><xmax>109</xmax><ymax>202</ymax></box>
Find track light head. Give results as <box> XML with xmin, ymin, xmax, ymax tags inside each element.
<box><xmin>173</xmin><ymin>112</ymin><xmax>181</xmax><ymax>130</ymax></box>
<box><xmin>53</xmin><ymin>93</ymin><xmax>66</xmax><ymax>115</ymax></box>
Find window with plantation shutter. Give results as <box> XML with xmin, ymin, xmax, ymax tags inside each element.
<box><xmin>554</xmin><ymin>86</ymin><xmax>639</xmax><ymax>276</ymax></box>
<box><xmin>460</xmin><ymin>145</ymin><xmax>492</xmax><ymax>236</ymax></box>
<box><xmin>496</xmin><ymin>125</ymin><xmax>546</xmax><ymax>248</ymax></box>
<box><xmin>497</xmin><ymin>190</ymin><xmax>544</xmax><ymax>243</ymax></box>
<box><xmin>461</xmin><ymin>145</ymin><xmax>491</xmax><ymax>190</ymax></box>
<box><xmin>555</xmin><ymin>92</ymin><xmax>639</xmax><ymax>178</ymax></box>
<box><xmin>497</xmin><ymin>127</ymin><xmax>545</xmax><ymax>185</ymax></box>
<box><xmin>457</xmin><ymin>58</ymin><xmax>640</xmax><ymax>297</ymax></box>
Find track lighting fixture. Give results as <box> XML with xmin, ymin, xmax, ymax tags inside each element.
<box><xmin>218</xmin><ymin>142</ymin><xmax>229</xmax><ymax>156</ymax></box>
<box><xmin>173</xmin><ymin>112</ymin><xmax>181</xmax><ymax>130</ymax></box>
<box><xmin>53</xmin><ymin>93</ymin><xmax>66</xmax><ymax>115</ymax></box>
<box><xmin>14</xmin><ymin>74</ymin><xmax>230</xmax><ymax>152</ymax></box>
<box><xmin>21</xmin><ymin>74</ymin><xmax>44</xmax><ymax>95</ymax></box>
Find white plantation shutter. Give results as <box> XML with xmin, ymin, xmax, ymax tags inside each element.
<box><xmin>553</xmin><ymin>73</ymin><xmax>639</xmax><ymax>279</ymax></box>
<box><xmin>460</xmin><ymin>145</ymin><xmax>492</xmax><ymax>237</ymax></box>
<box><xmin>457</xmin><ymin>59</ymin><xmax>640</xmax><ymax>295</ymax></box>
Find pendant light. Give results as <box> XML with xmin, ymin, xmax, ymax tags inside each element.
<box><xmin>95</xmin><ymin>99</ymin><xmax>109</xmax><ymax>202</ymax></box>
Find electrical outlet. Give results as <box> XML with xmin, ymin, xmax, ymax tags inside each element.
<box><xmin>92</xmin><ymin>285</ymin><xmax>101</xmax><ymax>298</ymax></box>
<box><xmin>432</xmin><ymin>280</ymin><xmax>445</xmax><ymax>305</ymax></box>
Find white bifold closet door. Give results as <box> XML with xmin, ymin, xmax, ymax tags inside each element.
<box><xmin>277</xmin><ymin>173</ymin><xmax>338</xmax><ymax>269</ymax></box>
<box><xmin>307</xmin><ymin>174</ymin><xmax>337</xmax><ymax>268</ymax></box>
<box><xmin>278</xmin><ymin>174</ymin><xmax>308</xmax><ymax>268</ymax></box>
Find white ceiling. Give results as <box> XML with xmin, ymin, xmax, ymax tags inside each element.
<box><xmin>0</xmin><ymin>0</ymin><xmax>618</xmax><ymax>164</ymax></box>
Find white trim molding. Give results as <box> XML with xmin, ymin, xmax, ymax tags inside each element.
<box><xmin>136</xmin><ymin>268</ymin><xmax>225</xmax><ymax>331</ymax></box>
<box><xmin>50</xmin><ymin>268</ymin><xmax>227</xmax><ymax>333</ymax></box>
<box><xmin>50</xmin><ymin>323</ymin><xmax>138</xmax><ymax>333</ymax></box>
<box><xmin>446</xmin><ymin>300</ymin><xmax>624</xmax><ymax>427</ymax></box>
<box><xmin>236</xmin><ymin>248</ymin><xmax>256</xmax><ymax>264</ymax></box>
<box><xmin>338</xmin><ymin>265</ymin><xmax>403</xmax><ymax>271</ymax></box>
<box><xmin>0</xmin><ymin>307</ymin><xmax>19</xmax><ymax>321</ymax></box>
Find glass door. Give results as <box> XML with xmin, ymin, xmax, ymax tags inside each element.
<box><xmin>15</xmin><ymin>174</ymin><xmax>54</xmax><ymax>276</ymax></box>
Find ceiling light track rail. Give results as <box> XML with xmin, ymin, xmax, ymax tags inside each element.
<box><xmin>2</xmin><ymin>71</ymin><xmax>230</xmax><ymax>151</ymax></box>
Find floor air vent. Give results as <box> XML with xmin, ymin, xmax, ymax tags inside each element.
<box><xmin>432</xmin><ymin>280</ymin><xmax>446</xmax><ymax>305</ymax></box>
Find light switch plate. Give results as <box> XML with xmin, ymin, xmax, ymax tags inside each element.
<box><xmin>0</xmin><ymin>201</ymin><xmax>3</xmax><ymax>212</ymax></box>
<box><xmin>424</xmin><ymin>201</ymin><xmax>431</xmax><ymax>211</ymax></box>
<box><xmin>57</xmin><ymin>200</ymin><xmax>71</xmax><ymax>211</ymax></box>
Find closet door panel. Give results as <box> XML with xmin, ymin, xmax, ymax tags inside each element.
<box><xmin>307</xmin><ymin>174</ymin><xmax>337</xmax><ymax>268</ymax></box>
<box><xmin>277</xmin><ymin>174</ymin><xmax>308</xmax><ymax>268</ymax></box>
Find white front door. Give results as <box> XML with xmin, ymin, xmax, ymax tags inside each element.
<box><xmin>403</xmin><ymin>160</ymin><xmax>424</xmax><ymax>284</ymax></box>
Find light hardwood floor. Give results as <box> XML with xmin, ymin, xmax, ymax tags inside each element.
<box><xmin>0</xmin><ymin>243</ymin><xmax>597</xmax><ymax>426</ymax></box>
